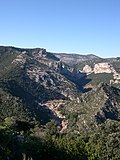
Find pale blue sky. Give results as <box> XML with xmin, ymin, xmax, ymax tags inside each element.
<box><xmin>0</xmin><ymin>0</ymin><xmax>120</xmax><ymax>58</ymax></box>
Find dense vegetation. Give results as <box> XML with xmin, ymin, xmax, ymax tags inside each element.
<box><xmin>1</xmin><ymin>119</ymin><xmax>120</xmax><ymax>160</ymax></box>
<box><xmin>0</xmin><ymin>46</ymin><xmax>120</xmax><ymax>159</ymax></box>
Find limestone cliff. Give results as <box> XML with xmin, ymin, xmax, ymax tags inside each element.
<box><xmin>93</xmin><ymin>62</ymin><xmax>115</xmax><ymax>74</ymax></box>
<box><xmin>83</xmin><ymin>65</ymin><xmax>93</xmax><ymax>75</ymax></box>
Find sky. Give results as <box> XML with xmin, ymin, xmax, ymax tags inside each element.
<box><xmin>0</xmin><ymin>0</ymin><xmax>120</xmax><ymax>58</ymax></box>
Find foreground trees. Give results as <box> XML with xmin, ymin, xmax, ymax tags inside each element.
<box><xmin>0</xmin><ymin>119</ymin><xmax>120</xmax><ymax>160</ymax></box>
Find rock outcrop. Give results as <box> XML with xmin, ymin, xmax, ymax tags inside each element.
<box><xmin>93</xmin><ymin>62</ymin><xmax>115</xmax><ymax>74</ymax></box>
<box><xmin>81</xmin><ymin>62</ymin><xmax>120</xmax><ymax>85</ymax></box>
<box><xmin>12</xmin><ymin>54</ymin><xmax>26</xmax><ymax>64</ymax></box>
<box><xmin>83</xmin><ymin>65</ymin><xmax>93</xmax><ymax>75</ymax></box>
<box><xmin>82</xmin><ymin>62</ymin><xmax>116</xmax><ymax>75</ymax></box>
<box><xmin>56</xmin><ymin>61</ymin><xmax>85</xmax><ymax>81</ymax></box>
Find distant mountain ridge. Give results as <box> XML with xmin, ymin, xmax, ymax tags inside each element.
<box><xmin>53</xmin><ymin>52</ymin><xmax>101</xmax><ymax>64</ymax></box>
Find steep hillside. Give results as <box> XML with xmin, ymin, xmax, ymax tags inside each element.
<box><xmin>0</xmin><ymin>46</ymin><xmax>86</xmax><ymax>124</ymax></box>
<box><xmin>1</xmin><ymin>46</ymin><xmax>120</xmax><ymax>160</ymax></box>
<box><xmin>0</xmin><ymin>46</ymin><xmax>120</xmax><ymax>125</ymax></box>
<box><xmin>0</xmin><ymin>46</ymin><xmax>81</xmax><ymax>100</ymax></box>
<box><xmin>59</xmin><ymin>83</ymin><xmax>120</xmax><ymax>133</ymax></box>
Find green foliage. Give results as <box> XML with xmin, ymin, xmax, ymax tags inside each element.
<box><xmin>0</xmin><ymin>46</ymin><xmax>120</xmax><ymax>159</ymax></box>
<box><xmin>0</xmin><ymin>123</ymin><xmax>88</xmax><ymax>160</ymax></box>
<box><xmin>86</xmin><ymin>120</ymin><xmax>120</xmax><ymax>160</ymax></box>
<box><xmin>0</xmin><ymin>87</ymin><xmax>34</xmax><ymax>124</ymax></box>
<box><xmin>45</xmin><ymin>120</ymin><xmax>58</xmax><ymax>136</ymax></box>
<box><xmin>88</xmin><ymin>73</ymin><xmax>113</xmax><ymax>86</ymax></box>
<box><xmin>1</xmin><ymin>118</ymin><xmax>120</xmax><ymax>160</ymax></box>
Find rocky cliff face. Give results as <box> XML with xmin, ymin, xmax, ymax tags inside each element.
<box><xmin>82</xmin><ymin>62</ymin><xmax>116</xmax><ymax>74</ymax></box>
<box><xmin>81</xmin><ymin>62</ymin><xmax>120</xmax><ymax>85</ymax></box>
<box><xmin>93</xmin><ymin>62</ymin><xmax>116</xmax><ymax>74</ymax></box>
<box><xmin>82</xmin><ymin>65</ymin><xmax>93</xmax><ymax>75</ymax></box>
<box><xmin>0</xmin><ymin>46</ymin><xmax>83</xmax><ymax>102</ymax></box>
<box><xmin>56</xmin><ymin>61</ymin><xmax>85</xmax><ymax>82</ymax></box>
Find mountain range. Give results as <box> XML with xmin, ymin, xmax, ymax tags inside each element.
<box><xmin>0</xmin><ymin>46</ymin><xmax>120</xmax><ymax>159</ymax></box>
<box><xmin>0</xmin><ymin>46</ymin><xmax>120</xmax><ymax>124</ymax></box>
